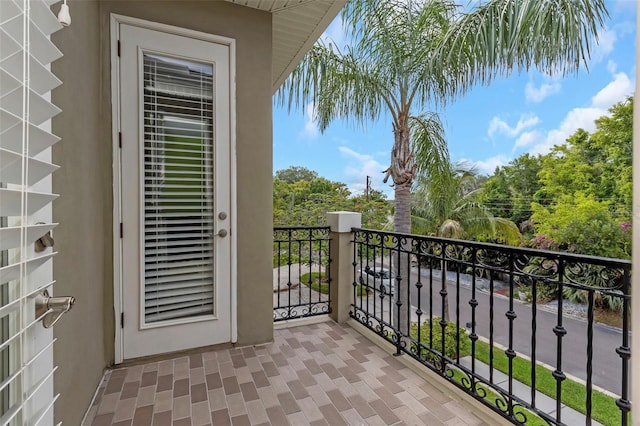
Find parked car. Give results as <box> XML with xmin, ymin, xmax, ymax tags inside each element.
<box><xmin>359</xmin><ymin>266</ymin><xmax>396</xmax><ymax>294</ymax></box>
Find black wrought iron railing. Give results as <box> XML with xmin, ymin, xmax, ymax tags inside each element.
<box><xmin>351</xmin><ymin>228</ymin><xmax>631</xmax><ymax>426</ymax></box>
<box><xmin>273</xmin><ymin>227</ymin><xmax>331</xmax><ymax>321</ymax></box>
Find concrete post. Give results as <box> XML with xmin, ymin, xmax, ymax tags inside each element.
<box><xmin>327</xmin><ymin>212</ymin><xmax>361</xmax><ymax>323</ymax></box>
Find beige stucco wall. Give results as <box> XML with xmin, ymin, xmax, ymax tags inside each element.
<box><xmin>52</xmin><ymin>1</ymin><xmax>273</xmax><ymax>423</ymax></box>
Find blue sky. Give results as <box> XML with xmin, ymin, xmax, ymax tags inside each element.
<box><xmin>273</xmin><ymin>0</ymin><xmax>636</xmax><ymax>198</ymax></box>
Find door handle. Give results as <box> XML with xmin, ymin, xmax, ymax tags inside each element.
<box><xmin>216</xmin><ymin>229</ymin><xmax>228</xmax><ymax>238</ymax></box>
<box><xmin>35</xmin><ymin>290</ymin><xmax>75</xmax><ymax>328</ymax></box>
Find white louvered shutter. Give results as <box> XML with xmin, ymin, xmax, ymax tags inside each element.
<box><xmin>0</xmin><ymin>0</ymin><xmax>63</xmax><ymax>424</ymax></box>
<box><xmin>142</xmin><ymin>54</ymin><xmax>215</xmax><ymax>324</ymax></box>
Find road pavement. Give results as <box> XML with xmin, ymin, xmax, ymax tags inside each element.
<box><xmin>360</xmin><ymin>265</ymin><xmax>629</xmax><ymax>395</ymax></box>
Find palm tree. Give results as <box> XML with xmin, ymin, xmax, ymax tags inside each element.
<box><xmin>411</xmin><ymin>163</ymin><xmax>521</xmax><ymax>322</ymax></box>
<box><xmin>412</xmin><ymin>163</ymin><xmax>522</xmax><ymax>245</ymax></box>
<box><xmin>278</xmin><ymin>0</ymin><xmax>606</xmax><ymax>333</ymax></box>
<box><xmin>279</xmin><ymin>0</ymin><xmax>607</xmax><ymax>236</ymax></box>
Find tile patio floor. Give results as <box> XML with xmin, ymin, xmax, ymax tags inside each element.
<box><xmin>84</xmin><ymin>320</ymin><xmax>490</xmax><ymax>426</ymax></box>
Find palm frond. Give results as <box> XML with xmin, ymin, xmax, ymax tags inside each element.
<box><xmin>493</xmin><ymin>217</ymin><xmax>523</xmax><ymax>245</ymax></box>
<box><xmin>277</xmin><ymin>41</ymin><xmax>395</xmax><ymax>131</ymax></box>
<box><xmin>433</xmin><ymin>0</ymin><xmax>608</xmax><ymax>97</ymax></box>
<box><xmin>439</xmin><ymin>219</ymin><xmax>464</xmax><ymax>239</ymax></box>
<box><xmin>410</xmin><ymin>214</ymin><xmax>435</xmax><ymax>235</ymax></box>
<box><xmin>410</xmin><ymin>112</ymin><xmax>450</xmax><ymax>177</ymax></box>
<box><xmin>451</xmin><ymin>200</ymin><xmax>495</xmax><ymax>237</ymax></box>
<box><xmin>278</xmin><ymin>0</ymin><xmax>464</xmax><ymax>129</ymax></box>
<box><xmin>277</xmin><ymin>0</ymin><xmax>607</xmax><ymax>238</ymax></box>
<box><xmin>412</xmin><ymin>160</ymin><xmax>522</xmax><ymax>242</ymax></box>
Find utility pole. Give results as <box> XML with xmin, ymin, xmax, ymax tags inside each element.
<box><xmin>366</xmin><ymin>176</ymin><xmax>371</xmax><ymax>201</ymax></box>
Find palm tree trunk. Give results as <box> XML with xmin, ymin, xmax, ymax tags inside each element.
<box><xmin>394</xmin><ymin>185</ymin><xmax>411</xmax><ymax>234</ymax></box>
<box><xmin>390</xmin><ymin>124</ymin><xmax>414</xmax><ymax>336</ymax></box>
<box><xmin>387</xmin><ymin>120</ymin><xmax>415</xmax><ymax>234</ymax></box>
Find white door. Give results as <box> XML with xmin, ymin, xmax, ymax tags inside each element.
<box><xmin>118</xmin><ymin>23</ymin><xmax>232</xmax><ymax>359</ymax></box>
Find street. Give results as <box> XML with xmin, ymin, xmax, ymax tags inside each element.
<box><xmin>363</xmin><ymin>265</ymin><xmax>629</xmax><ymax>395</ymax></box>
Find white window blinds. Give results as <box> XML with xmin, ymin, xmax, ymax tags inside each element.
<box><xmin>142</xmin><ymin>53</ymin><xmax>216</xmax><ymax>324</ymax></box>
<box><xmin>0</xmin><ymin>0</ymin><xmax>62</xmax><ymax>423</ymax></box>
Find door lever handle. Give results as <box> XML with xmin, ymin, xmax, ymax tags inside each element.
<box><xmin>35</xmin><ymin>290</ymin><xmax>75</xmax><ymax>328</ymax></box>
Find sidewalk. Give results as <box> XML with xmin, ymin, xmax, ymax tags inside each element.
<box><xmin>458</xmin><ymin>357</ymin><xmax>603</xmax><ymax>426</ymax></box>
<box><xmin>354</xmin><ymin>294</ymin><xmax>600</xmax><ymax>426</ymax></box>
<box><xmin>273</xmin><ymin>265</ymin><xmax>328</xmax><ymax>320</ymax></box>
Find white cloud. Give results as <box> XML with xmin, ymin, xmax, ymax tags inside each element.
<box><xmin>613</xmin><ymin>20</ymin><xmax>635</xmax><ymax>38</ymax></box>
<box><xmin>591</xmin><ymin>28</ymin><xmax>617</xmax><ymax>65</ymax></box>
<box><xmin>607</xmin><ymin>60</ymin><xmax>617</xmax><ymax>74</ymax></box>
<box><xmin>525</xmin><ymin>71</ymin><xmax>635</xmax><ymax>156</ymax></box>
<box><xmin>528</xmin><ymin>107</ymin><xmax>603</xmax><ymax>155</ymax></box>
<box><xmin>591</xmin><ymin>72</ymin><xmax>633</xmax><ymax>108</ymax></box>
<box><xmin>468</xmin><ymin>155</ymin><xmax>511</xmax><ymax>175</ymax></box>
<box><xmin>488</xmin><ymin>114</ymin><xmax>540</xmax><ymax>138</ymax></box>
<box><xmin>513</xmin><ymin>131</ymin><xmax>542</xmax><ymax>151</ymax></box>
<box><xmin>525</xmin><ymin>80</ymin><xmax>561</xmax><ymax>103</ymax></box>
<box><xmin>338</xmin><ymin>146</ymin><xmax>391</xmax><ymax>196</ymax></box>
<box><xmin>302</xmin><ymin>103</ymin><xmax>319</xmax><ymax>138</ymax></box>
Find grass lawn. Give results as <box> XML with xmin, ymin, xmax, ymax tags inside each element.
<box><xmin>300</xmin><ymin>272</ymin><xmax>370</xmax><ymax>296</ymax></box>
<box><xmin>473</xmin><ymin>340</ymin><xmax>626</xmax><ymax>426</ymax></box>
<box><xmin>407</xmin><ymin>322</ymin><xmax>626</xmax><ymax>425</ymax></box>
<box><xmin>447</xmin><ymin>368</ymin><xmax>549</xmax><ymax>426</ymax></box>
<box><xmin>405</xmin><ymin>324</ymin><xmax>547</xmax><ymax>424</ymax></box>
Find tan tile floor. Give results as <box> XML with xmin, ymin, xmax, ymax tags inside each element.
<box><xmin>85</xmin><ymin>320</ymin><xmax>487</xmax><ymax>425</ymax></box>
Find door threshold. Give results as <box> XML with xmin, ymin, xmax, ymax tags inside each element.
<box><xmin>115</xmin><ymin>341</ymin><xmax>235</xmax><ymax>368</ymax></box>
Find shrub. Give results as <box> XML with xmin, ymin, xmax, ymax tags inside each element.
<box><xmin>300</xmin><ymin>271</ymin><xmax>329</xmax><ymax>293</ymax></box>
<box><xmin>408</xmin><ymin>318</ymin><xmax>471</xmax><ymax>363</ymax></box>
<box><xmin>300</xmin><ymin>272</ymin><xmax>370</xmax><ymax>296</ymax></box>
<box><xmin>520</xmin><ymin>283</ymin><xmax>558</xmax><ymax>304</ymax></box>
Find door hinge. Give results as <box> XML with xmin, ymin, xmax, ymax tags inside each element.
<box><xmin>117</xmin><ymin>40</ymin><xmax>121</xmax><ymax>57</ymax></box>
<box><xmin>118</xmin><ymin>132</ymin><xmax>122</xmax><ymax>148</ymax></box>
<box><xmin>121</xmin><ymin>312</ymin><xmax>124</xmax><ymax>328</ymax></box>
<box><xmin>120</xmin><ymin>223</ymin><xmax>123</xmax><ymax>238</ymax></box>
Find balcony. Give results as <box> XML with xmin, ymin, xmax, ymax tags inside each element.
<box><xmin>85</xmin><ymin>320</ymin><xmax>491</xmax><ymax>425</ymax></box>
<box><xmin>269</xmin><ymin>215</ymin><xmax>631</xmax><ymax>425</ymax></box>
<box><xmin>85</xmin><ymin>214</ymin><xmax>632</xmax><ymax>425</ymax></box>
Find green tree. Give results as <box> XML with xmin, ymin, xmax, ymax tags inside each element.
<box><xmin>413</xmin><ymin>163</ymin><xmax>521</xmax><ymax>245</ymax></box>
<box><xmin>531</xmin><ymin>97</ymin><xmax>633</xmax><ymax>258</ymax></box>
<box><xmin>351</xmin><ymin>189</ymin><xmax>392</xmax><ymax>230</ymax></box>
<box><xmin>273</xmin><ymin>167</ymin><xmax>390</xmax><ymax>228</ymax></box>
<box><xmin>593</xmin><ymin>97</ymin><xmax>633</xmax><ymax>212</ymax></box>
<box><xmin>530</xmin><ymin>194</ymin><xmax>630</xmax><ymax>311</ymax></box>
<box><xmin>279</xmin><ymin>0</ymin><xmax>605</xmax><ymax>332</ymax></box>
<box><xmin>275</xmin><ymin>166</ymin><xmax>318</xmax><ymax>183</ymax></box>
<box><xmin>480</xmin><ymin>154</ymin><xmax>543</xmax><ymax>227</ymax></box>
<box><xmin>535</xmin><ymin>98</ymin><xmax>632</xmax><ymax>215</ymax></box>
<box><xmin>279</xmin><ymin>0</ymin><xmax>606</xmax><ymax>236</ymax></box>
<box><xmin>479</xmin><ymin>167</ymin><xmax>511</xmax><ymax>219</ymax></box>
<box><xmin>273</xmin><ymin>175</ymin><xmax>351</xmax><ymax>226</ymax></box>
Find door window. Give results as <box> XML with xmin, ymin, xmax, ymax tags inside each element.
<box><xmin>142</xmin><ymin>54</ymin><xmax>216</xmax><ymax>324</ymax></box>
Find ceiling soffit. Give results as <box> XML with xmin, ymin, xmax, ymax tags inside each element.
<box><xmin>225</xmin><ymin>0</ymin><xmax>345</xmax><ymax>92</ymax></box>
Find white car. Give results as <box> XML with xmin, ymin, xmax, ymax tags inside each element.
<box><xmin>358</xmin><ymin>266</ymin><xmax>396</xmax><ymax>294</ymax></box>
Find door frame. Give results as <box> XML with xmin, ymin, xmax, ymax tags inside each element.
<box><xmin>110</xmin><ymin>14</ymin><xmax>237</xmax><ymax>364</ymax></box>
